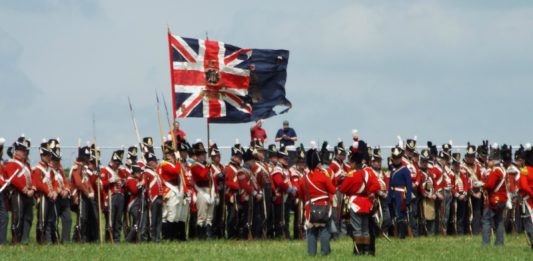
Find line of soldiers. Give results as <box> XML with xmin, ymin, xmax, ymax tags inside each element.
<box><xmin>0</xmin><ymin>132</ymin><xmax>532</xmax><ymax>251</ymax></box>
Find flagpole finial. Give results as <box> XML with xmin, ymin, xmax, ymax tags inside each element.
<box><xmin>205</xmin><ymin>31</ymin><xmax>209</xmax><ymax>40</ymax></box>
<box><xmin>167</xmin><ymin>23</ymin><xmax>172</xmax><ymax>33</ymax></box>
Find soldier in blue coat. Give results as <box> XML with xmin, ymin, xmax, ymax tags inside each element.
<box><xmin>388</xmin><ymin>146</ymin><xmax>413</xmax><ymax>238</ymax></box>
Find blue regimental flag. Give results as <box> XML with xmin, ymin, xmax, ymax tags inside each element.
<box><xmin>168</xmin><ymin>32</ymin><xmax>291</xmax><ymax>123</ymax></box>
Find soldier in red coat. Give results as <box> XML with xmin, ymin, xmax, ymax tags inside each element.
<box><xmin>48</xmin><ymin>139</ymin><xmax>72</xmax><ymax>243</ymax></box>
<box><xmin>159</xmin><ymin>140</ymin><xmax>188</xmax><ymax>241</ymax></box>
<box><xmin>143</xmin><ymin>146</ymin><xmax>163</xmax><ymax>242</ymax></box>
<box><xmin>330</xmin><ymin>141</ymin><xmax>347</xmax><ymax>237</ymax></box>
<box><xmin>363</xmin><ymin>147</ymin><xmax>389</xmax><ymax>254</ymax></box>
<box><xmin>190</xmin><ymin>141</ymin><xmax>216</xmax><ymax>239</ymax></box>
<box><xmin>70</xmin><ymin>145</ymin><xmax>97</xmax><ymax>242</ymax></box>
<box><xmin>237</xmin><ymin>148</ymin><xmax>262</xmax><ymax>239</ymax></box>
<box><xmin>403</xmin><ymin>138</ymin><xmax>421</xmax><ymax>236</ymax></box>
<box><xmin>208</xmin><ymin>143</ymin><xmax>226</xmax><ymax>239</ymax></box>
<box><xmin>480</xmin><ymin>144</ymin><xmax>511</xmax><ymax>246</ymax></box>
<box><xmin>271</xmin><ymin>146</ymin><xmax>297</xmax><ymax>238</ymax></box>
<box><xmin>100</xmin><ymin>149</ymin><xmax>126</xmax><ymax>242</ymax></box>
<box><xmin>419</xmin><ymin>149</ymin><xmax>436</xmax><ymax>235</ymax></box>
<box><xmin>452</xmin><ymin>152</ymin><xmax>469</xmax><ymax>235</ymax></box>
<box><xmin>518</xmin><ymin>144</ymin><xmax>533</xmax><ymax>249</ymax></box>
<box><xmin>463</xmin><ymin>144</ymin><xmax>483</xmax><ymax>235</ymax></box>
<box><xmin>289</xmin><ymin>145</ymin><xmax>307</xmax><ymax>239</ymax></box>
<box><xmin>298</xmin><ymin>144</ymin><xmax>336</xmax><ymax>256</ymax></box>
<box><xmin>0</xmin><ymin>137</ymin><xmax>7</xmax><ymax>244</ymax></box>
<box><xmin>33</xmin><ymin>139</ymin><xmax>58</xmax><ymax>244</ymax></box>
<box><xmin>340</xmin><ymin>140</ymin><xmax>380</xmax><ymax>255</ymax></box>
<box><xmin>4</xmin><ymin>135</ymin><xmax>33</xmax><ymax>244</ymax></box>
<box><xmin>225</xmin><ymin>142</ymin><xmax>243</xmax><ymax>239</ymax></box>
<box><xmin>125</xmin><ymin>164</ymin><xmax>147</xmax><ymax>242</ymax></box>
<box><xmin>506</xmin><ymin>146</ymin><xmax>524</xmax><ymax>233</ymax></box>
<box><xmin>250</xmin><ymin>140</ymin><xmax>273</xmax><ymax>238</ymax></box>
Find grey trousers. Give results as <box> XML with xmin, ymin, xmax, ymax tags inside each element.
<box><xmin>10</xmin><ymin>190</ymin><xmax>34</xmax><ymax>244</ymax></box>
<box><xmin>306</xmin><ymin>226</ymin><xmax>331</xmax><ymax>256</ymax></box>
<box><xmin>110</xmin><ymin>194</ymin><xmax>125</xmax><ymax>242</ymax></box>
<box><xmin>126</xmin><ymin>199</ymin><xmax>148</xmax><ymax>242</ymax></box>
<box><xmin>482</xmin><ymin>203</ymin><xmax>505</xmax><ymax>246</ymax></box>
<box><xmin>523</xmin><ymin>204</ymin><xmax>533</xmax><ymax>246</ymax></box>
<box><xmin>0</xmin><ymin>192</ymin><xmax>8</xmax><ymax>244</ymax></box>
<box><xmin>36</xmin><ymin>197</ymin><xmax>58</xmax><ymax>244</ymax></box>
<box><xmin>150</xmin><ymin>196</ymin><xmax>163</xmax><ymax>242</ymax></box>
<box><xmin>409</xmin><ymin>195</ymin><xmax>420</xmax><ymax>236</ymax></box>
<box><xmin>443</xmin><ymin>190</ymin><xmax>452</xmax><ymax>233</ymax></box>
<box><xmin>350</xmin><ymin>211</ymin><xmax>370</xmax><ymax>237</ymax></box>
<box><xmin>379</xmin><ymin>198</ymin><xmax>392</xmax><ymax>234</ymax></box>
<box><xmin>55</xmin><ymin>197</ymin><xmax>72</xmax><ymax>243</ymax></box>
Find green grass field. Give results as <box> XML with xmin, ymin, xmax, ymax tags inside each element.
<box><xmin>0</xmin><ymin>234</ymin><xmax>531</xmax><ymax>260</ymax></box>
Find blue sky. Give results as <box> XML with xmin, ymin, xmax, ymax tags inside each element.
<box><xmin>1</xmin><ymin>0</ymin><xmax>532</xmax><ymax>163</ymax></box>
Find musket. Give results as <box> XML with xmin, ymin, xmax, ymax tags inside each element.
<box><xmin>297</xmin><ymin>199</ymin><xmax>304</xmax><ymax>240</ymax></box>
<box><xmin>155</xmin><ymin>90</ymin><xmax>166</xmax><ymax>148</ymax></box>
<box><xmin>37</xmin><ymin>197</ymin><xmax>45</xmax><ymax>243</ymax></box>
<box><xmin>247</xmin><ymin>193</ymin><xmax>254</xmax><ymax>240</ymax></box>
<box><xmin>93</xmin><ymin>113</ymin><xmax>106</xmax><ymax>244</ymax></box>
<box><xmin>467</xmin><ymin>194</ymin><xmax>473</xmax><ymax>235</ymax></box>
<box><xmin>280</xmin><ymin>194</ymin><xmax>287</xmax><ymax>239</ymax></box>
<box><xmin>261</xmin><ymin>186</ymin><xmax>268</xmax><ymax>239</ymax></box>
<box><xmin>137</xmin><ymin>186</ymin><xmax>146</xmax><ymax>242</ymax></box>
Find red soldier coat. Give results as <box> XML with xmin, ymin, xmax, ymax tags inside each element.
<box><xmin>271</xmin><ymin>164</ymin><xmax>292</xmax><ymax>205</ymax></box>
<box><xmin>483</xmin><ymin>165</ymin><xmax>508</xmax><ymax>207</ymax></box>
<box><xmin>190</xmin><ymin>161</ymin><xmax>210</xmax><ymax>188</ymax></box>
<box><xmin>237</xmin><ymin>167</ymin><xmax>258</xmax><ymax>203</ymax></box>
<box><xmin>518</xmin><ymin>166</ymin><xmax>533</xmax><ymax>221</ymax></box>
<box><xmin>297</xmin><ymin>168</ymin><xmax>336</xmax><ymax>222</ymax></box>
<box><xmin>329</xmin><ymin>159</ymin><xmax>346</xmax><ymax>186</ymax></box>
<box><xmin>158</xmin><ymin>160</ymin><xmax>186</xmax><ymax>198</ymax></box>
<box><xmin>3</xmin><ymin>156</ymin><xmax>33</xmax><ymax>192</ymax></box>
<box><xmin>430</xmin><ymin>164</ymin><xmax>445</xmax><ymax>193</ymax></box>
<box><xmin>225</xmin><ymin>162</ymin><xmax>240</xmax><ymax>202</ymax></box>
<box><xmin>32</xmin><ymin>161</ymin><xmax>57</xmax><ymax>198</ymax></box>
<box><xmin>452</xmin><ymin>170</ymin><xmax>470</xmax><ymax>198</ymax></box>
<box><xmin>144</xmin><ymin>167</ymin><xmax>163</xmax><ymax>202</ymax></box>
<box><xmin>125</xmin><ymin>175</ymin><xmax>146</xmax><ymax>210</ymax></box>
<box><xmin>70</xmin><ymin>162</ymin><xmax>94</xmax><ymax>203</ymax></box>
<box><xmin>339</xmin><ymin>168</ymin><xmax>380</xmax><ymax>214</ymax></box>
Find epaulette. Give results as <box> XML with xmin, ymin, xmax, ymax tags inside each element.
<box><xmin>521</xmin><ymin>167</ymin><xmax>528</xmax><ymax>176</ymax></box>
<box><xmin>346</xmin><ymin>170</ymin><xmax>356</xmax><ymax>178</ymax></box>
<box><xmin>160</xmin><ymin>160</ymin><xmax>170</xmax><ymax>167</ymax></box>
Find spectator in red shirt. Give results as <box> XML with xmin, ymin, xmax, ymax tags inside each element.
<box><xmin>170</xmin><ymin>121</ymin><xmax>187</xmax><ymax>142</ymax></box>
<box><xmin>250</xmin><ymin>120</ymin><xmax>267</xmax><ymax>143</ymax></box>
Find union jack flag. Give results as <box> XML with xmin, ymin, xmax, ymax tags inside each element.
<box><xmin>168</xmin><ymin>32</ymin><xmax>254</xmax><ymax>119</ymax></box>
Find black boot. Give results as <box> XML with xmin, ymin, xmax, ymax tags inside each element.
<box><xmin>206</xmin><ymin>225</ymin><xmax>213</xmax><ymax>240</ymax></box>
<box><xmin>198</xmin><ymin>226</ymin><xmax>206</xmax><ymax>240</ymax></box>
<box><xmin>399</xmin><ymin>222</ymin><xmax>406</xmax><ymax>239</ymax></box>
<box><xmin>177</xmin><ymin>222</ymin><xmax>186</xmax><ymax>241</ymax></box>
<box><xmin>162</xmin><ymin>223</ymin><xmax>169</xmax><ymax>240</ymax></box>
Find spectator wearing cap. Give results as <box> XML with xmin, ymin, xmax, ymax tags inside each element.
<box><xmin>250</xmin><ymin>120</ymin><xmax>267</xmax><ymax>144</ymax></box>
<box><xmin>275</xmin><ymin>120</ymin><xmax>297</xmax><ymax>147</ymax></box>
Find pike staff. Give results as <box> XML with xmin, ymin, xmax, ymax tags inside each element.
<box><xmin>93</xmin><ymin>113</ymin><xmax>104</xmax><ymax>244</ymax></box>
<box><xmin>127</xmin><ymin>97</ymin><xmax>146</xmax><ymax>163</ymax></box>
